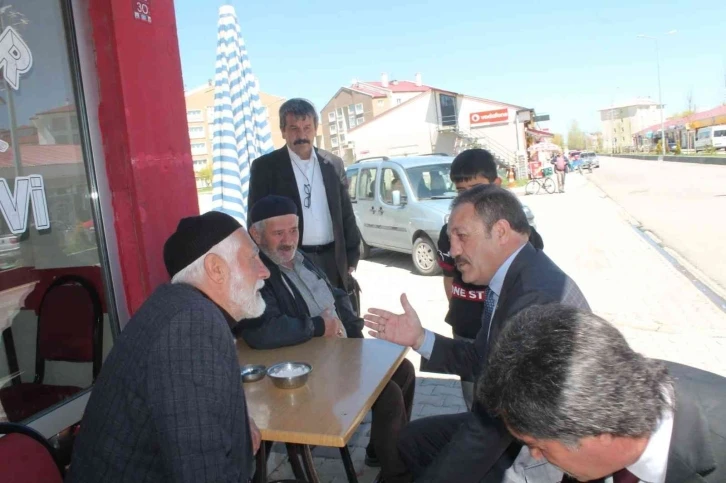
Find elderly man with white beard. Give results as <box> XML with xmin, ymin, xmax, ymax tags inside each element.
<box><xmin>67</xmin><ymin>211</ymin><xmax>271</xmax><ymax>483</ymax></box>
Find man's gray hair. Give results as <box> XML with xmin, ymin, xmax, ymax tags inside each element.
<box><xmin>452</xmin><ymin>185</ymin><xmax>530</xmax><ymax>236</ymax></box>
<box><xmin>279</xmin><ymin>98</ymin><xmax>318</xmax><ymax>130</ymax></box>
<box><xmin>478</xmin><ymin>305</ymin><xmax>673</xmax><ymax>446</ymax></box>
<box><xmin>171</xmin><ymin>232</ymin><xmax>242</xmax><ymax>286</ymax></box>
<box><xmin>250</xmin><ymin>219</ymin><xmax>265</xmax><ymax>235</ymax></box>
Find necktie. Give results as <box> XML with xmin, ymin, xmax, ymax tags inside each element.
<box><xmin>612</xmin><ymin>469</ymin><xmax>639</xmax><ymax>483</ymax></box>
<box><xmin>560</xmin><ymin>468</ymin><xmax>638</xmax><ymax>483</ymax></box>
<box><xmin>482</xmin><ymin>286</ymin><xmax>496</xmax><ymax>340</ymax></box>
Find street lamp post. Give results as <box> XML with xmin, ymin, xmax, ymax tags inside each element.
<box><xmin>637</xmin><ymin>30</ymin><xmax>676</xmax><ymax>157</ymax></box>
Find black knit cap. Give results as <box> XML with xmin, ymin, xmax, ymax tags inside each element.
<box><xmin>163</xmin><ymin>211</ymin><xmax>242</xmax><ymax>279</ymax></box>
<box><xmin>249</xmin><ymin>195</ymin><xmax>298</xmax><ymax>225</ymax></box>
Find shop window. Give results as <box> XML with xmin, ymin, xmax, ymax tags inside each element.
<box><xmin>0</xmin><ymin>2</ymin><xmax>116</xmax><ymax>426</ymax></box>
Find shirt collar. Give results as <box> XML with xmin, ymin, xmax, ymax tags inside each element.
<box><xmin>627</xmin><ymin>407</ymin><xmax>674</xmax><ymax>483</ymax></box>
<box><xmin>287</xmin><ymin>145</ymin><xmax>317</xmax><ymax>164</ymax></box>
<box><xmin>488</xmin><ymin>242</ymin><xmax>527</xmax><ymax>297</ymax></box>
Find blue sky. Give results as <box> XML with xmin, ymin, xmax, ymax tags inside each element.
<box><xmin>175</xmin><ymin>0</ymin><xmax>726</xmax><ymax>135</ymax></box>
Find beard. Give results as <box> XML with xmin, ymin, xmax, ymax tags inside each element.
<box><xmin>228</xmin><ymin>269</ymin><xmax>266</xmax><ymax>319</ymax></box>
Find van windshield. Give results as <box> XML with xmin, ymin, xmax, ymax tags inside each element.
<box><xmin>405</xmin><ymin>164</ymin><xmax>456</xmax><ymax>200</ymax></box>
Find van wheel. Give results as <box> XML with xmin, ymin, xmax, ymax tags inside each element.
<box><xmin>359</xmin><ymin>238</ymin><xmax>371</xmax><ymax>260</ymax></box>
<box><xmin>412</xmin><ymin>237</ymin><xmax>442</xmax><ymax>276</ymax></box>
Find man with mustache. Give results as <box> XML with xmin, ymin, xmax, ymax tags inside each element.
<box><xmin>237</xmin><ymin>195</ymin><xmax>416</xmax><ymax>483</ymax></box>
<box><xmin>67</xmin><ymin>212</ymin><xmax>270</xmax><ymax>483</ymax></box>
<box><xmin>248</xmin><ymin>98</ymin><xmax>361</xmax><ymax>311</ymax></box>
<box><xmin>364</xmin><ymin>185</ymin><xmax>589</xmax><ymax>483</ymax></box>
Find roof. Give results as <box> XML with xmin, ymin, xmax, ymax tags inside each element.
<box><xmin>353</xmin><ymin>154</ymin><xmax>454</xmax><ymax>169</ymax></box>
<box><xmin>598</xmin><ymin>98</ymin><xmax>662</xmax><ymax>111</ymax></box>
<box><xmin>634</xmin><ymin>104</ymin><xmax>726</xmax><ymax>136</ymax></box>
<box><xmin>360</xmin><ymin>80</ymin><xmax>430</xmax><ymax>93</ymax></box>
<box><xmin>0</xmin><ymin>144</ymin><xmax>82</xmax><ymax>168</ymax></box>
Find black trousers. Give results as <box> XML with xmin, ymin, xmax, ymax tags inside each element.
<box><xmin>397</xmin><ymin>411</ymin><xmax>518</xmax><ymax>483</ymax></box>
<box><xmin>369</xmin><ymin>359</ymin><xmax>416</xmax><ymax>483</ymax></box>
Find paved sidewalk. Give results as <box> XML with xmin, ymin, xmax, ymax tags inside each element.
<box><xmin>263</xmin><ymin>172</ymin><xmax>726</xmax><ymax>481</ymax></box>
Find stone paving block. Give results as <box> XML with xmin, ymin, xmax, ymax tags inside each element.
<box><xmin>432</xmin><ymin>384</ymin><xmax>465</xmax><ymax>397</ymax></box>
<box><xmin>443</xmin><ymin>394</ymin><xmax>465</xmax><ymax>407</ymax></box>
<box><xmin>414</xmin><ymin>393</ymin><xmax>446</xmax><ymax>407</ymax></box>
<box><xmin>414</xmin><ymin>384</ymin><xmax>437</xmax><ymax>396</ymax></box>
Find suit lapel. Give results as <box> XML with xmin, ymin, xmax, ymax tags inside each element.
<box><xmin>315</xmin><ymin>148</ymin><xmax>339</xmax><ymax>212</ymax></box>
<box><xmin>665</xmin><ymin>386</ymin><xmax>716</xmax><ymax>482</ymax></box>
<box><xmin>486</xmin><ymin>244</ymin><xmax>536</xmax><ymax>348</ymax></box>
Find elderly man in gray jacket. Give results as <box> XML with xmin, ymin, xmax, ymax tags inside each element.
<box><xmin>67</xmin><ymin>212</ymin><xmax>270</xmax><ymax>483</ymax></box>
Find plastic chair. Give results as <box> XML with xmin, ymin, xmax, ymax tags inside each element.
<box><xmin>0</xmin><ymin>422</ymin><xmax>64</xmax><ymax>482</ymax></box>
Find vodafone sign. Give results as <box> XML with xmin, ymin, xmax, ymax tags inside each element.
<box><xmin>470</xmin><ymin>108</ymin><xmax>509</xmax><ymax>125</ymax></box>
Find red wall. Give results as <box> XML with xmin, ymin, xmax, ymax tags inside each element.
<box><xmin>89</xmin><ymin>0</ymin><xmax>199</xmax><ymax>314</ymax></box>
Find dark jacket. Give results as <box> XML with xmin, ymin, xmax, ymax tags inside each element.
<box><xmin>67</xmin><ymin>284</ymin><xmax>252</xmax><ymax>483</ymax></box>
<box><xmin>234</xmin><ymin>251</ymin><xmax>363</xmax><ymax>349</ymax></box>
<box><xmin>248</xmin><ymin>147</ymin><xmax>360</xmax><ymax>288</ymax></box>
<box><xmin>664</xmin><ymin>361</ymin><xmax>726</xmax><ymax>482</ymax></box>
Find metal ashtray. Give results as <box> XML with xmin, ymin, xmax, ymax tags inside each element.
<box><xmin>266</xmin><ymin>362</ymin><xmax>313</xmax><ymax>389</ymax></box>
<box><xmin>240</xmin><ymin>364</ymin><xmax>266</xmax><ymax>383</ymax></box>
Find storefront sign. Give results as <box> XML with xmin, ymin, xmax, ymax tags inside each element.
<box><xmin>0</xmin><ymin>27</ymin><xmax>33</xmax><ymax>91</ymax></box>
<box><xmin>0</xmin><ymin>175</ymin><xmax>50</xmax><ymax>234</ymax></box>
<box><xmin>470</xmin><ymin>108</ymin><xmax>509</xmax><ymax>125</ymax></box>
<box><xmin>133</xmin><ymin>0</ymin><xmax>152</xmax><ymax>23</ymax></box>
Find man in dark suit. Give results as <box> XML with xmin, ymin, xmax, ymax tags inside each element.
<box><xmin>481</xmin><ymin>304</ymin><xmax>726</xmax><ymax>483</ymax></box>
<box><xmin>67</xmin><ymin>212</ymin><xmax>270</xmax><ymax>483</ymax></box>
<box><xmin>364</xmin><ymin>184</ymin><xmax>589</xmax><ymax>482</ymax></box>
<box><xmin>248</xmin><ymin>98</ymin><xmax>360</xmax><ymax>308</ymax></box>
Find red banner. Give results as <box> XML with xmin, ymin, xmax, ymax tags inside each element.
<box><xmin>470</xmin><ymin>108</ymin><xmax>509</xmax><ymax>125</ymax></box>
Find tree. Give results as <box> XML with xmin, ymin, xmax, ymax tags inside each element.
<box><xmin>551</xmin><ymin>133</ymin><xmax>564</xmax><ymax>148</ymax></box>
<box><xmin>567</xmin><ymin>121</ymin><xmax>587</xmax><ymax>150</ymax></box>
<box><xmin>668</xmin><ymin>89</ymin><xmax>697</xmax><ymax>119</ymax></box>
<box><xmin>197</xmin><ymin>164</ymin><xmax>212</xmax><ymax>188</ymax></box>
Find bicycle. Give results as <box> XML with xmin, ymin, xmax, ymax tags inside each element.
<box><xmin>525</xmin><ymin>173</ymin><xmax>556</xmax><ymax>195</ymax></box>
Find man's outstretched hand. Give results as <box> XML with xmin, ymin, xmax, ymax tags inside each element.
<box><xmin>364</xmin><ymin>294</ymin><xmax>426</xmax><ymax>349</ymax></box>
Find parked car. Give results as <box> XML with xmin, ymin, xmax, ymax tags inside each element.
<box><xmin>345</xmin><ymin>154</ymin><xmax>536</xmax><ymax>275</ymax></box>
<box><xmin>580</xmin><ymin>151</ymin><xmax>599</xmax><ymax>169</ymax></box>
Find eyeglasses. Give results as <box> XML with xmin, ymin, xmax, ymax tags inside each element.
<box><xmin>304</xmin><ymin>184</ymin><xmax>311</xmax><ymax>208</ymax></box>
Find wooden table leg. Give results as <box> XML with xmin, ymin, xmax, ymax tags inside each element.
<box><xmin>285</xmin><ymin>443</ymin><xmax>308</xmax><ymax>481</ymax></box>
<box><xmin>299</xmin><ymin>445</ymin><xmax>321</xmax><ymax>483</ymax></box>
<box><xmin>339</xmin><ymin>446</ymin><xmax>359</xmax><ymax>483</ymax></box>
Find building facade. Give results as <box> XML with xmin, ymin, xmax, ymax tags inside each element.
<box><xmin>599</xmin><ymin>98</ymin><xmax>663</xmax><ymax>152</ymax></box>
<box><xmin>185</xmin><ymin>84</ymin><xmax>286</xmax><ymax>175</ymax></box>
<box><xmin>343</xmin><ymin>84</ymin><xmax>534</xmax><ymax>175</ymax></box>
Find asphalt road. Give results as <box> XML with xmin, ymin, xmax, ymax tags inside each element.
<box><xmin>588</xmin><ymin>156</ymin><xmax>726</xmax><ymax>293</ymax></box>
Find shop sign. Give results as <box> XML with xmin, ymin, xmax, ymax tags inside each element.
<box><xmin>0</xmin><ymin>175</ymin><xmax>50</xmax><ymax>234</ymax></box>
<box><xmin>133</xmin><ymin>0</ymin><xmax>152</xmax><ymax>23</ymax></box>
<box><xmin>0</xmin><ymin>26</ymin><xmax>33</xmax><ymax>91</ymax></box>
<box><xmin>470</xmin><ymin>108</ymin><xmax>509</xmax><ymax>126</ymax></box>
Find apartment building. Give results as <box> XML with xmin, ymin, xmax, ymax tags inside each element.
<box><xmin>598</xmin><ymin>98</ymin><xmax>663</xmax><ymax>152</ymax></box>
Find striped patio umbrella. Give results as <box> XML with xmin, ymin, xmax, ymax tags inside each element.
<box><xmin>211</xmin><ymin>4</ymin><xmax>273</xmax><ymax>224</ymax></box>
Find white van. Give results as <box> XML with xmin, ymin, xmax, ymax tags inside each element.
<box><xmin>695</xmin><ymin>125</ymin><xmax>726</xmax><ymax>151</ymax></box>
